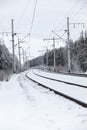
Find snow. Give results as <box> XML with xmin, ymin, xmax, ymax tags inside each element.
<box><xmin>0</xmin><ymin>70</ymin><xmax>87</xmax><ymax>130</ymax></box>
<box><xmin>27</xmin><ymin>69</ymin><xmax>87</xmax><ymax>104</ymax></box>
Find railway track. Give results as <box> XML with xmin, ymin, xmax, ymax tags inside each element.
<box><xmin>33</xmin><ymin>71</ymin><xmax>87</xmax><ymax>88</ymax></box>
<box><xmin>33</xmin><ymin>69</ymin><xmax>87</xmax><ymax>88</ymax></box>
<box><xmin>26</xmin><ymin>69</ymin><xmax>87</xmax><ymax>108</ymax></box>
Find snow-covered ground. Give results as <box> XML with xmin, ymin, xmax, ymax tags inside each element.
<box><xmin>0</xmin><ymin>70</ymin><xmax>87</xmax><ymax>130</ymax></box>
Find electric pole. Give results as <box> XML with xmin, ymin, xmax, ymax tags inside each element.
<box><xmin>22</xmin><ymin>49</ymin><xmax>25</xmax><ymax>70</ymax></box>
<box><xmin>46</xmin><ymin>47</ymin><xmax>48</xmax><ymax>67</ymax></box>
<box><xmin>18</xmin><ymin>39</ymin><xmax>21</xmax><ymax>72</ymax></box>
<box><xmin>11</xmin><ymin>19</ymin><xmax>15</xmax><ymax>73</ymax></box>
<box><xmin>43</xmin><ymin>46</ymin><xmax>49</xmax><ymax>67</ymax></box>
<box><xmin>22</xmin><ymin>49</ymin><xmax>25</xmax><ymax>64</ymax></box>
<box><xmin>52</xmin><ymin>17</ymin><xmax>84</xmax><ymax>72</ymax></box>
<box><xmin>67</xmin><ymin>17</ymin><xmax>71</xmax><ymax>72</ymax></box>
<box><xmin>53</xmin><ymin>37</ymin><xmax>56</xmax><ymax>69</ymax></box>
<box><xmin>38</xmin><ymin>50</ymin><xmax>45</xmax><ymax>67</ymax></box>
<box><xmin>43</xmin><ymin>37</ymin><xmax>59</xmax><ymax>70</ymax></box>
<box><xmin>66</xmin><ymin>17</ymin><xmax>84</xmax><ymax>72</ymax></box>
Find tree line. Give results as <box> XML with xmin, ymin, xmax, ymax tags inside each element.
<box><xmin>0</xmin><ymin>39</ymin><xmax>19</xmax><ymax>72</ymax></box>
<box><xmin>26</xmin><ymin>31</ymin><xmax>87</xmax><ymax>73</ymax></box>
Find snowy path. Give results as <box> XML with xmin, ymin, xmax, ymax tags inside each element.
<box><xmin>0</xmin><ymin>71</ymin><xmax>87</xmax><ymax>130</ymax></box>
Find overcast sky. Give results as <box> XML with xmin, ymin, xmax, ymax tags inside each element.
<box><xmin>0</xmin><ymin>0</ymin><xmax>87</xmax><ymax>59</ymax></box>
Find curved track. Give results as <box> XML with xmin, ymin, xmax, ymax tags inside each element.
<box><xmin>26</xmin><ymin>69</ymin><xmax>87</xmax><ymax>107</ymax></box>
<box><xmin>33</xmin><ymin>71</ymin><xmax>87</xmax><ymax>88</ymax></box>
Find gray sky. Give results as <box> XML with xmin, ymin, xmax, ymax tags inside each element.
<box><xmin>0</xmin><ymin>0</ymin><xmax>87</xmax><ymax>59</ymax></box>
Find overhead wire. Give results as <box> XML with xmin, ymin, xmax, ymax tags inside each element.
<box><xmin>53</xmin><ymin>0</ymin><xmax>87</xmax><ymax>42</ymax></box>
<box><xmin>70</xmin><ymin>0</ymin><xmax>87</xmax><ymax>20</ymax></box>
<box><xmin>29</xmin><ymin>0</ymin><xmax>37</xmax><ymax>39</ymax></box>
<box><xmin>20</xmin><ymin>0</ymin><xmax>85</xmax><ymax>43</ymax></box>
<box><xmin>20</xmin><ymin>0</ymin><xmax>37</xmax><ymax>42</ymax></box>
<box><xmin>56</xmin><ymin>0</ymin><xmax>83</xmax><ymax>31</ymax></box>
<box><xmin>19</xmin><ymin>0</ymin><xmax>37</xmax><ymax>57</ymax></box>
<box><xmin>67</xmin><ymin>0</ymin><xmax>87</xmax><ymax>38</ymax></box>
<box><xmin>55</xmin><ymin>0</ymin><xmax>86</xmax><ymax>34</ymax></box>
<box><xmin>17</xmin><ymin>0</ymin><xmax>87</xmax><ymax>57</ymax></box>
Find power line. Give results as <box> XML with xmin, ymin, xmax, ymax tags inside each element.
<box><xmin>70</xmin><ymin>0</ymin><xmax>87</xmax><ymax>20</ymax></box>
<box><xmin>20</xmin><ymin>33</ymin><xmax>30</xmax><ymax>42</ymax></box>
<box><xmin>56</xmin><ymin>0</ymin><xmax>87</xmax><ymax>34</ymax></box>
<box><xmin>19</xmin><ymin>0</ymin><xmax>37</xmax><ymax>42</ymax></box>
<box><xmin>17</xmin><ymin>0</ymin><xmax>37</xmax><ymax>61</ymax></box>
<box><xmin>29</xmin><ymin>0</ymin><xmax>37</xmax><ymax>38</ymax></box>
<box><xmin>55</xmin><ymin>0</ymin><xmax>83</xmax><ymax>31</ymax></box>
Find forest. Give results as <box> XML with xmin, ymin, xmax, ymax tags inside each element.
<box><xmin>26</xmin><ymin>31</ymin><xmax>87</xmax><ymax>73</ymax></box>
